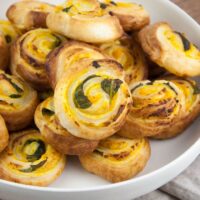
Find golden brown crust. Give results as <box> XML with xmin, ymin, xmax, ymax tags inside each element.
<box><xmin>6</xmin><ymin>1</ymin><xmax>55</xmax><ymax>31</ymax></box>
<box><xmin>42</xmin><ymin>126</ymin><xmax>99</xmax><ymax>155</ymax></box>
<box><xmin>118</xmin><ymin>80</ymin><xmax>185</xmax><ymax>139</ymax></box>
<box><xmin>46</xmin><ymin>40</ymin><xmax>107</xmax><ymax>88</ymax></box>
<box><xmin>0</xmin><ymin>36</ymin><xmax>9</xmax><ymax>70</ymax></box>
<box><xmin>153</xmin><ymin>76</ymin><xmax>200</xmax><ymax>139</ymax></box>
<box><xmin>0</xmin><ymin>129</ymin><xmax>66</xmax><ymax>186</ymax></box>
<box><xmin>27</xmin><ymin>11</ymin><xmax>48</xmax><ymax>29</ymax></box>
<box><xmin>0</xmin><ymin>71</ymin><xmax>39</xmax><ymax>131</ymax></box>
<box><xmin>138</xmin><ymin>22</ymin><xmax>163</xmax><ymax>61</ymax></box>
<box><xmin>0</xmin><ymin>115</ymin><xmax>9</xmax><ymax>153</ymax></box>
<box><xmin>34</xmin><ymin>97</ymin><xmax>99</xmax><ymax>155</ymax></box>
<box><xmin>79</xmin><ymin>136</ymin><xmax>150</xmax><ymax>183</ymax></box>
<box><xmin>119</xmin><ymin>77</ymin><xmax>200</xmax><ymax>139</ymax></box>
<box><xmin>46</xmin><ymin>5</ymin><xmax>123</xmax><ymax>43</ymax></box>
<box><xmin>0</xmin><ymin>20</ymin><xmax>20</xmax><ymax>70</ymax></box>
<box><xmin>10</xmin><ymin>29</ymin><xmax>66</xmax><ymax>91</ymax></box>
<box><xmin>105</xmin><ymin>1</ymin><xmax>150</xmax><ymax>31</ymax></box>
<box><xmin>138</xmin><ymin>22</ymin><xmax>200</xmax><ymax>77</ymax></box>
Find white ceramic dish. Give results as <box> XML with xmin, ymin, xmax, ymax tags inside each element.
<box><xmin>0</xmin><ymin>0</ymin><xmax>200</xmax><ymax>200</ymax></box>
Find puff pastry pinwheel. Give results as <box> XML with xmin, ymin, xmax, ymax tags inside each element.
<box><xmin>46</xmin><ymin>0</ymin><xmax>123</xmax><ymax>43</ymax></box>
<box><xmin>0</xmin><ymin>20</ymin><xmax>19</xmax><ymax>70</ymax></box>
<box><xmin>0</xmin><ymin>70</ymin><xmax>38</xmax><ymax>131</ymax></box>
<box><xmin>35</xmin><ymin>97</ymin><xmax>99</xmax><ymax>155</ymax></box>
<box><xmin>99</xmin><ymin>35</ymin><xmax>148</xmax><ymax>85</ymax></box>
<box><xmin>138</xmin><ymin>22</ymin><xmax>200</xmax><ymax>77</ymax></box>
<box><xmin>0</xmin><ymin>115</ymin><xmax>9</xmax><ymax>153</ymax></box>
<box><xmin>99</xmin><ymin>0</ymin><xmax>150</xmax><ymax>31</ymax></box>
<box><xmin>153</xmin><ymin>76</ymin><xmax>200</xmax><ymax>139</ymax></box>
<box><xmin>11</xmin><ymin>28</ymin><xmax>66</xmax><ymax>90</ymax></box>
<box><xmin>0</xmin><ymin>129</ymin><xmax>66</xmax><ymax>186</ymax></box>
<box><xmin>54</xmin><ymin>59</ymin><xmax>132</xmax><ymax>140</ymax></box>
<box><xmin>46</xmin><ymin>41</ymin><xmax>106</xmax><ymax>88</ymax></box>
<box><xmin>79</xmin><ymin>135</ymin><xmax>150</xmax><ymax>182</ymax></box>
<box><xmin>118</xmin><ymin>80</ymin><xmax>185</xmax><ymax>139</ymax></box>
<box><xmin>6</xmin><ymin>1</ymin><xmax>55</xmax><ymax>31</ymax></box>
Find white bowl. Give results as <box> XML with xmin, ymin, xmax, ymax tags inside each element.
<box><xmin>0</xmin><ymin>0</ymin><xmax>200</xmax><ymax>200</ymax></box>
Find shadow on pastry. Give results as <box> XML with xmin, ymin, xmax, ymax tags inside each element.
<box><xmin>46</xmin><ymin>40</ymin><xmax>106</xmax><ymax>89</ymax></box>
<box><xmin>38</xmin><ymin>89</ymin><xmax>54</xmax><ymax>102</ymax></box>
<box><xmin>0</xmin><ymin>129</ymin><xmax>66</xmax><ymax>186</ymax></box>
<box><xmin>79</xmin><ymin>135</ymin><xmax>150</xmax><ymax>183</ymax></box>
<box><xmin>100</xmin><ymin>0</ymin><xmax>150</xmax><ymax>31</ymax></box>
<box><xmin>6</xmin><ymin>0</ymin><xmax>55</xmax><ymax>31</ymax></box>
<box><xmin>35</xmin><ymin>97</ymin><xmax>99</xmax><ymax>155</ymax></box>
<box><xmin>0</xmin><ymin>20</ymin><xmax>20</xmax><ymax>70</ymax></box>
<box><xmin>54</xmin><ymin>59</ymin><xmax>132</xmax><ymax>140</ymax></box>
<box><xmin>138</xmin><ymin>22</ymin><xmax>200</xmax><ymax>77</ymax></box>
<box><xmin>46</xmin><ymin>0</ymin><xmax>123</xmax><ymax>43</ymax></box>
<box><xmin>99</xmin><ymin>34</ymin><xmax>148</xmax><ymax>85</ymax></box>
<box><xmin>147</xmin><ymin>58</ymin><xmax>168</xmax><ymax>80</ymax></box>
<box><xmin>0</xmin><ymin>115</ymin><xmax>9</xmax><ymax>153</ymax></box>
<box><xmin>118</xmin><ymin>80</ymin><xmax>185</xmax><ymax>139</ymax></box>
<box><xmin>10</xmin><ymin>28</ymin><xmax>66</xmax><ymax>90</ymax></box>
<box><xmin>0</xmin><ymin>70</ymin><xmax>38</xmax><ymax>131</ymax></box>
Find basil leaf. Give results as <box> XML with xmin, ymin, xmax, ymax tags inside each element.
<box><xmin>42</xmin><ymin>108</ymin><xmax>55</xmax><ymax>116</ymax></box>
<box><xmin>9</xmin><ymin>94</ymin><xmax>21</xmax><ymax>98</ymax></box>
<box><xmin>5</xmin><ymin>35</ymin><xmax>12</xmax><ymax>43</ymax></box>
<box><xmin>23</xmin><ymin>139</ymin><xmax>46</xmax><ymax>162</ymax></box>
<box><xmin>92</xmin><ymin>61</ymin><xmax>101</xmax><ymax>68</ymax></box>
<box><xmin>100</xmin><ymin>3</ymin><xmax>108</xmax><ymax>9</ymax></box>
<box><xmin>131</xmin><ymin>83</ymin><xmax>144</xmax><ymax>93</ymax></box>
<box><xmin>164</xmin><ymin>82</ymin><xmax>178</xmax><ymax>95</ymax></box>
<box><xmin>62</xmin><ymin>6</ymin><xmax>73</xmax><ymax>13</ymax></box>
<box><xmin>74</xmin><ymin>85</ymin><xmax>92</xmax><ymax>109</ymax></box>
<box><xmin>193</xmin><ymin>84</ymin><xmax>200</xmax><ymax>95</ymax></box>
<box><xmin>4</xmin><ymin>75</ymin><xmax>24</xmax><ymax>93</ymax></box>
<box><xmin>74</xmin><ymin>75</ymin><xmax>99</xmax><ymax>109</ymax></box>
<box><xmin>175</xmin><ymin>32</ymin><xmax>191</xmax><ymax>51</ymax></box>
<box><xmin>20</xmin><ymin>159</ymin><xmax>47</xmax><ymax>173</ymax></box>
<box><xmin>110</xmin><ymin>1</ymin><xmax>117</xmax><ymax>6</ymax></box>
<box><xmin>101</xmin><ymin>79</ymin><xmax>123</xmax><ymax>99</ymax></box>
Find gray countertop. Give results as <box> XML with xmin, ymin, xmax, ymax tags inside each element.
<box><xmin>136</xmin><ymin>156</ymin><xmax>200</xmax><ymax>200</ymax></box>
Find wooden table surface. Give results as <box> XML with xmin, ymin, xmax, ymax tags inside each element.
<box><xmin>172</xmin><ymin>0</ymin><xmax>200</xmax><ymax>23</ymax></box>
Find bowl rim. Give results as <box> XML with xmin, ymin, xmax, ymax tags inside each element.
<box><xmin>0</xmin><ymin>0</ymin><xmax>200</xmax><ymax>192</ymax></box>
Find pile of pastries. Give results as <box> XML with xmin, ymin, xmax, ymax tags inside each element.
<box><xmin>0</xmin><ymin>0</ymin><xmax>199</xmax><ymax>186</ymax></box>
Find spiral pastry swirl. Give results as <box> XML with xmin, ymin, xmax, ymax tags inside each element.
<box><xmin>0</xmin><ymin>130</ymin><xmax>66</xmax><ymax>186</ymax></box>
<box><xmin>79</xmin><ymin>135</ymin><xmax>150</xmax><ymax>183</ymax></box>
<box><xmin>35</xmin><ymin>97</ymin><xmax>99</xmax><ymax>155</ymax></box>
<box><xmin>0</xmin><ymin>115</ymin><xmax>9</xmax><ymax>153</ymax></box>
<box><xmin>46</xmin><ymin>41</ymin><xmax>106</xmax><ymax>88</ymax></box>
<box><xmin>100</xmin><ymin>0</ymin><xmax>150</xmax><ymax>31</ymax></box>
<box><xmin>46</xmin><ymin>0</ymin><xmax>123</xmax><ymax>43</ymax></box>
<box><xmin>99</xmin><ymin>35</ymin><xmax>148</xmax><ymax>85</ymax></box>
<box><xmin>118</xmin><ymin>80</ymin><xmax>185</xmax><ymax>138</ymax></box>
<box><xmin>6</xmin><ymin>1</ymin><xmax>55</xmax><ymax>31</ymax></box>
<box><xmin>11</xmin><ymin>29</ymin><xmax>66</xmax><ymax>90</ymax></box>
<box><xmin>153</xmin><ymin>76</ymin><xmax>200</xmax><ymax>139</ymax></box>
<box><xmin>0</xmin><ymin>70</ymin><xmax>38</xmax><ymax>131</ymax></box>
<box><xmin>138</xmin><ymin>22</ymin><xmax>200</xmax><ymax>77</ymax></box>
<box><xmin>54</xmin><ymin>59</ymin><xmax>132</xmax><ymax>140</ymax></box>
<box><xmin>0</xmin><ymin>20</ymin><xmax>19</xmax><ymax>70</ymax></box>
